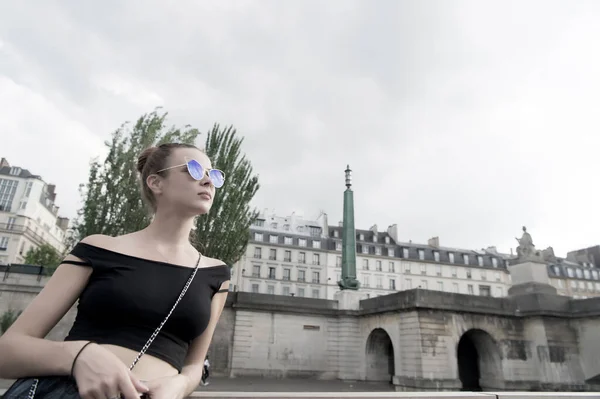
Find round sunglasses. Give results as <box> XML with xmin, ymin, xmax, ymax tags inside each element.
<box><xmin>156</xmin><ymin>158</ymin><xmax>226</xmax><ymax>188</ymax></box>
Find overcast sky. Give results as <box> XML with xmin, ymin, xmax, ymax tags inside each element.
<box><xmin>1</xmin><ymin>0</ymin><xmax>599</xmax><ymax>257</ymax></box>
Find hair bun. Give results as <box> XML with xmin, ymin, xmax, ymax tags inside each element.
<box><xmin>137</xmin><ymin>146</ymin><xmax>157</xmax><ymax>174</ymax></box>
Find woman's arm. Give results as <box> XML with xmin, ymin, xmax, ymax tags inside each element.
<box><xmin>179</xmin><ymin>280</ymin><xmax>230</xmax><ymax>395</ymax></box>
<box><xmin>0</xmin><ymin>257</ymin><xmax>93</xmax><ymax>377</ymax></box>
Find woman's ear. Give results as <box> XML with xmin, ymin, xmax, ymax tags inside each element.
<box><xmin>146</xmin><ymin>174</ymin><xmax>163</xmax><ymax>196</ymax></box>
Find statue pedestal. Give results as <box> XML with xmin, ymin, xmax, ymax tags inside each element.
<box><xmin>508</xmin><ymin>261</ymin><xmax>557</xmax><ymax>296</ymax></box>
<box><xmin>335</xmin><ymin>290</ymin><xmax>369</xmax><ymax>310</ymax></box>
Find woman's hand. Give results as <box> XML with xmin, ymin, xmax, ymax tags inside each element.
<box><xmin>144</xmin><ymin>374</ymin><xmax>190</xmax><ymax>399</ymax></box>
<box><xmin>70</xmin><ymin>342</ymin><xmax>149</xmax><ymax>399</ymax></box>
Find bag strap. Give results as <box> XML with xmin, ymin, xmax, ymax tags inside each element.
<box><xmin>128</xmin><ymin>254</ymin><xmax>202</xmax><ymax>371</ymax></box>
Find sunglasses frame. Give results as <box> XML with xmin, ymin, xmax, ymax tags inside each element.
<box><xmin>156</xmin><ymin>157</ymin><xmax>226</xmax><ymax>188</ymax></box>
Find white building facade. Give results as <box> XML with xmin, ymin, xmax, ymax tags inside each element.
<box><xmin>0</xmin><ymin>158</ymin><xmax>69</xmax><ymax>265</ymax></box>
<box><xmin>232</xmin><ymin>211</ymin><xmax>600</xmax><ymax>300</ymax></box>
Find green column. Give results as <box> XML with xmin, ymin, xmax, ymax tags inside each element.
<box><xmin>338</xmin><ymin>165</ymin><xmax>360</xmax><ymax>290</ymax></box>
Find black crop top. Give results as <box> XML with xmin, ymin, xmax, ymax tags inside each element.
<box><xmin>63</xmin><ymin>242</ymin><xmax>230</xmax><ymax>372</ymax></box>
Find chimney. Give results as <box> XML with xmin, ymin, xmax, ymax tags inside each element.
<box><xmin>338</xmin><ymin>221</ymin><xmax>343</xmax><ymax>227</ymax></box>
<box><xmin>428</xmin><ymin>236</ymin><xmax>440</xmax><ymax>247</ymax></box>
<box><xmin>56</xmin><ymin>217</ymin><xmax>70</xmax><ymax>231</ymax></box>
<box><xmin>370</xmin><ymin>224</ymin><xmax>378</xmax><ymax>233</ymax></box>
<box><xmin>47</xmin><ymin>184</ymin><xmax>57</xmax><ymax>202</ymax></box>
<box><xmin>0</xmin><ymin>158</ymin><xmax>9</xmax><ymax>168</ymax></box>
<box><xmin>386</xmin><ymin>224</ymin><xmax>398</xmax><ymax>243</ymax></box>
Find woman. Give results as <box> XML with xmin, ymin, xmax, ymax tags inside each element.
<box><xmin>0</xmin><ymin>143</ymin><xmax>230</xmax><ymax>399</ymax></box>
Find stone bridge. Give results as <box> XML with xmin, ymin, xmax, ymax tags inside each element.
<box><xmin>2</xmin><ymin>267</ymin><xmax>600</xmax><ymax>392</ymax></box>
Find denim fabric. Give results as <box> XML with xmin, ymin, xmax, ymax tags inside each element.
<box><xmin>3</xmin><ymin>376</ymin><xmax>80</xmax><ymax>399</ymax></box>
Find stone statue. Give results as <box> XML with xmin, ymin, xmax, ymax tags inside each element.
<box><xmin>515</xmin><ymin>226</ymin><xmax>544</xmax><ymax>263</ymax></box>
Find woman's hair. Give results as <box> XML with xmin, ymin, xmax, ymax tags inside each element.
<box><xmin>136</xmin><ymin>143</ymin><xmax>199</xmax><ymax>212</ymax></box>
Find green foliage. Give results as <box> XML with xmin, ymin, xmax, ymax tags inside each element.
<box><xmin>193</xmin><ymin>124</ymin><xmax>260</xmax><ymax>266</ymax></box>
<box><xmin>0</xmin><ymin>309</ymin><xmax>22</xmax><ymax>335</ymax></box>
<box><xmin>71</xmin><ymin>108</ymin><xmax>201</xmax><ymax>241</ymax></box>
<box><xmin>23</xmin><ymin>243</ymin><xmax>62</xmax><ymax>275</ymax></box>
<box><xmin>71</xmin><ymin>110</ymin><xmax>260</xmax><ymax>266</ymax></box>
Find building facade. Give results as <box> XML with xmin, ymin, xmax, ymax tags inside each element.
<box><xmin>0</xmin><ymin>158</ymin><xmax>69</xmax><ymax>264</ymax></box>
<box><xmin>231</xmin><ymin>211</ymin><xmax>600</xmax><ymax>300</ymax></box>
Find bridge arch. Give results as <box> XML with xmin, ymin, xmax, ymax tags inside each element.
<box><xmin>365</xmin><ymin>327</ymin><xmax>395</xmax><ymax>383</ymax></box>
<box><xmin>457</xmin><ymin>328</ymin><xmax>503</xmax><ymax>391</ymax></box>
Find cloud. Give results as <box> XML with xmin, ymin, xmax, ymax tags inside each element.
<box><xmin>1</xmin><ymin>0</ymin><xmax>599</xmax><ymax>256</ymax></box>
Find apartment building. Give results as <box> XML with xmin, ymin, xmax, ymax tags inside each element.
<box><xmin>232</xmin><ymin>211</ymin><xmax>600</xmax><ymax>300</ymax></box>
<box><xmin>0</xmin><ymin>158</ymin><xmax>69</xmax><ymax>264</ymax></box>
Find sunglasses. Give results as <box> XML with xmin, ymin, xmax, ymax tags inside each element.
<box><xmin>156</xmin><ymin>158</ymin><xmax>226</xmax><ymax>188</ymax></box>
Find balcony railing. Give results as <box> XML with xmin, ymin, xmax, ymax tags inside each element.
<box><xmin>0</xmin><ymin>223</ymin><xmax>63</xmax><ymax>249</ymax></box>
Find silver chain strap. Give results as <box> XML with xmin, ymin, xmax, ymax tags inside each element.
<box><xmin>26</xmin><ymin>254</ymin><xmax>202</xmax><ymax>399</ymax></box>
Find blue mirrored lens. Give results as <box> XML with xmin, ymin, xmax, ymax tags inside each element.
<box><xmin>186</xmin><ymin>160</ymin><xmax>204</xmax><ymax>180</ymax></box>
<box><xmin>209</xmin><ymin>169</ymin><xmax>225</xmax><ymax>188</ymax></box>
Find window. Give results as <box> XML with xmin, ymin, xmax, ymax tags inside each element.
<box><xmin>434</xmin><ymin>251</ymin><xmax>440</xmax><ymax>262</ymax></box>
<box><xmin>388</xmin><ymin>248</ymin><xmax>395</xmax><ymax>257</ymax></box>
<box><xmin>418</xmin><ymin>249</ymin><xmax>425</xmax><ymax>260</ymax></box>
<box><xmin>479</xmin><ymin>285</ymin><xmax>491</xmax><ymax>297</ymax></box>
<box><xmin>420</xmin><ymin>264</ymin><xmax>426</xmax><ymax>275</ymax></box>
<box><xmin>362</xmin><ymin>245</ymin><xmax>368</xmax><ymax>254</ymax></box>
<box><xmin>333</xmin><ymin>230</ymin><xmax>339</xmax><ymax>238</ymax></box>
<box><xmin>481</xmin><ymin>270</ymin><xmax>487</xmax><ymax>281</ymax></box>
<box><xmin>312</xmin><ymin>271</ymin><xmax>320</xmax><ymax>284</ymax></box>
<box><xmin>436</xmin><ymin>265</ymin><xmax>442</xmax><ymax>276</ymax></box>
<box><xmin>270</xmin><ymin>222</ymin><xmax>277</xmax><ymax>229</ymax></box>
<box><xmin>492</xmin><ymin>258</ymin><xmax>498</xmax><ymax>267</ymax></box>
<box><xmin>557</xmin><ymin>280</ymin><xmax>564</xmax><ymax>289</ymax></box>
<box><xmin>312</xmin><ymin>289</ymin><xmax>320</xmax><ymax>298</ymax></box>
<box><xmin>298</xmin><ymin>270</ymin><xmax>306</xmax><ymax>282</ymax></box>
<box><xmin>576</xmin><ymin>269</ymin><xmax>583</xmax><ymax>279</ymax></box>
<box><xmin>299</xmin><ymin>239</ymin><xmax>307</xmax><ymax>247</ymax></box>
<box><xmin>309</xmin><ymin>226</ymin><xmax>321</xmax><ymax>236</ymax></box>
<box><xmin>270</xmin><ymin>235</ymin><xmax>278</xmax><ymax>244</ymax></box>
<box><xmin>254</xmin><ymin>233</ymin><xmax>263</xmax><ymax>241</ymax></box>
<box><xmin>298</xmin><ymin>252</ymin><xmax>306</xmax><ymax>264</ymax></box>
<box><xmin>363</xmin><ymin>259</ymin><xmax>369</xmax><ymax>270</ymax></box>
<box><xmin>0</xmin><ymin>237</ymin><xmax>8</xmax><ymax>250</ymax></box>
<box><xmin>375</xmin><ymin>247</ymin><xmax>382</xmax><ymax>255</ymax></box>
<box><xmin>254</xmin><ymin>247</ymin><xmax>262</xmax><ymax>259</ymax></box>
<box><xmin>336</xmin><ymin>241</ymin><xmax>342</xmax><ymax>251</ymax></box>
<box><xmin>495</xmin><ymin>287</ymin><xmax>503</xmax><ymax>297</ymax></box>
<box><xmin>567</xmin><ymin>268</ymin><xmax>574</xmax><ymax>278</ymax></box>
<box><xmin>363</xmin><ymin>276</ymin><xmax>370</xmax><ymax>287</ymax></box>
<box><xmin>284</xmin><ymin>236</ymin><xmax>292</xmax><ymax>245</ymax></box>
<box><xmin>253</xmin><ymin>219</ymin><xmax>264</xmax><ymax>227</ymax></box>
<box><xmin>298</xmin><ymin>288</ymin><xmax>305</xmax><ymax>297</ymax></box>
<box><xmin>420</xmin><ymin>280</ymin><xmax>428</xmax><ymax>289</ymax></box>
<box><xmin>463</xmin><ymin>254</ymin><xmax>469</xmax><ymax>265</ymax></box>
<box><xmin>584</xmin><ymin>269</ymin><xmax>591</xmax><ymax>279</ymax></box>
<box><xmin>359</xmin><ymin>234</ymin><xmax>365</xmax><ymax>241</ymax></box>
<box><xmin>252</xmin><ymin>265</ymin><xmax>260</xmax><ymax>277</ymax></box>
<box><xmin>267</xmin><ymin>285</ymin><xmax>275</xmax><ymax>295</ymax></box>
<box><xmin>404</xmin><ymin>263</ymin><xmax>411</xmax><ymax>273</ymax></box>
<box><xmin>403</xmin><ymin>248</ymin><xmax>409</xmax><ymax>258</ymax></box>
<box><xmin>19</xmin><ymin>241</ymin><xmax>25</xmax><ymax>255</ymax></box>
<box><xmin>283</xmin><ymin>224</ymin><xmax>290</xmax><ymax>231</ymax></box>
<box><xmin>385</xmin><ymin>236</ymin><xmax>390</xmax><ymax>244</ymax></box>
<box><xmin>336</xmin><ymin>256</ymin><xmax>342</xmax><ymax>267</ymax></box>
<box><xmin>593</xmin><ymin>270</ymin><xmax>599</xmax><ymax>280</ymax></box>
<box><xmin>389</xmin><ymin>262</ymin><xmax>395</xmax><ymax>272</ymax></box>
<box><xmin>268</xmin><ymin>267</ymin><xmax>276</xmax><ymax>279</ymax></box>
<box><xmin>467</xmin><ymin>284</ymin><xmax>474</xmax><ymax>295</ymax></box>
<box><xmin>466</xmin><ymin>270</ymin><xmax>472</xmax><ymax>279</ymax></box>
<box><xmin>405</xmin><ymin>279</ymin><xmax>412</xmax><ymax>289</ymax></box>
<box><xmin>313</xmin><ymin>253</ymin><xmax>320</xmax><ymax>265</ymax></box>
<box><xmin>284</xmin><ymin>250</ymin><xmax>291</xmax><ymax>262</ymax></box>
<box><xmin>570</xmin><ymin>280</ymin><xmax>577</xmax><ymax>288</ymax></box>
<box><xmin>389</xmin><ymin>279</ymin><xmax>396</xmax><ymax>290</ymax></box>
<box><xmin>449</xmin><ymin>253</ymin><xmax>455</xmax><ymax>263</ymax></box>
<box><xmin>451</xmin><ymin>267</ymin><xmax>457</xmax><ymax>277</ymax></box>
<box><xmin>283</xmin><ymin>268</ymin><xmax>291</xmax><ymax>281</ymax></box>
<box><xmin>376</xmin><ymin>276</ymin><xmax>383</xmax><ymax>288</ymax></box>
<box><xmin>437</xmin><ymin>281</ymin><xmax>444</xmax><ymax>291</ymax></box>
<box><xmin>24</xmin><ymin>181</ymin><xmax>32</xmax><ymax>197</ymax></box>
<box><xmin>477</xmin><ymin>256</ymin><xmax>484</xmax><ymax>266</ymax></box>
<box><xmin>494</xmin><ymin>272</ymin><xmax>501</xmax><ymax>282</ymax></box>
<box><xmin>0</xmin><ymin>179</ymin><xmax>19</xmax><ymax>211</ymax></box>
<box><xmin>313</xmin><ymin>240</ymin><xmax>321</xmax><ymax>249</ymax></box>
<box><xmin>282</xmin><ymin>286</ymin><xmax>290</xmax><ymax>296</ymax></box>
<box><xmin>269</xmin><ymin>248</ymin><xmax>277</xmax><ymax>260</ymax></box>
<box><xmin>376</xmin><ymin>260</ymin><xmax>382</xmax><ymax>271</ymax></box>
<box><xmin>453</xmin><ymin>283</ymin><xmax>459</xmax><ymax>293</ymax></box>
<box><xmin>251</xmin><ymin>284</ymin><xmax>259</xmax><ymax>293</ymax></box>
<box><xmin>7</xmin><ymin>217</ymin><xmax>16</xmax><ymax>230</ymax></box>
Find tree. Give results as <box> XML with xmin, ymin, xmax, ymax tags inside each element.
<box><xmin>72</xmin><ymin>110</ymin><xmax>260</xmax><ymax>266</ymax></box>
<box><xmin>24</xmin><ymin>243</ymin><xmax>62</xmax><ymax>274</ymax></box>
<box><xmin>71</xmin><ymin>108</ymin><xmax>201</xmax><ymax>241</ymax></box>
<box><xmin>193</xmin><ymin>124</ymin><xmax>260</xmax><ymax>266</ymax></box>
<box><xmin>0</xmin><ymin>309</ymin><xmax>22</xmax><ymax>335</ymax></box>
